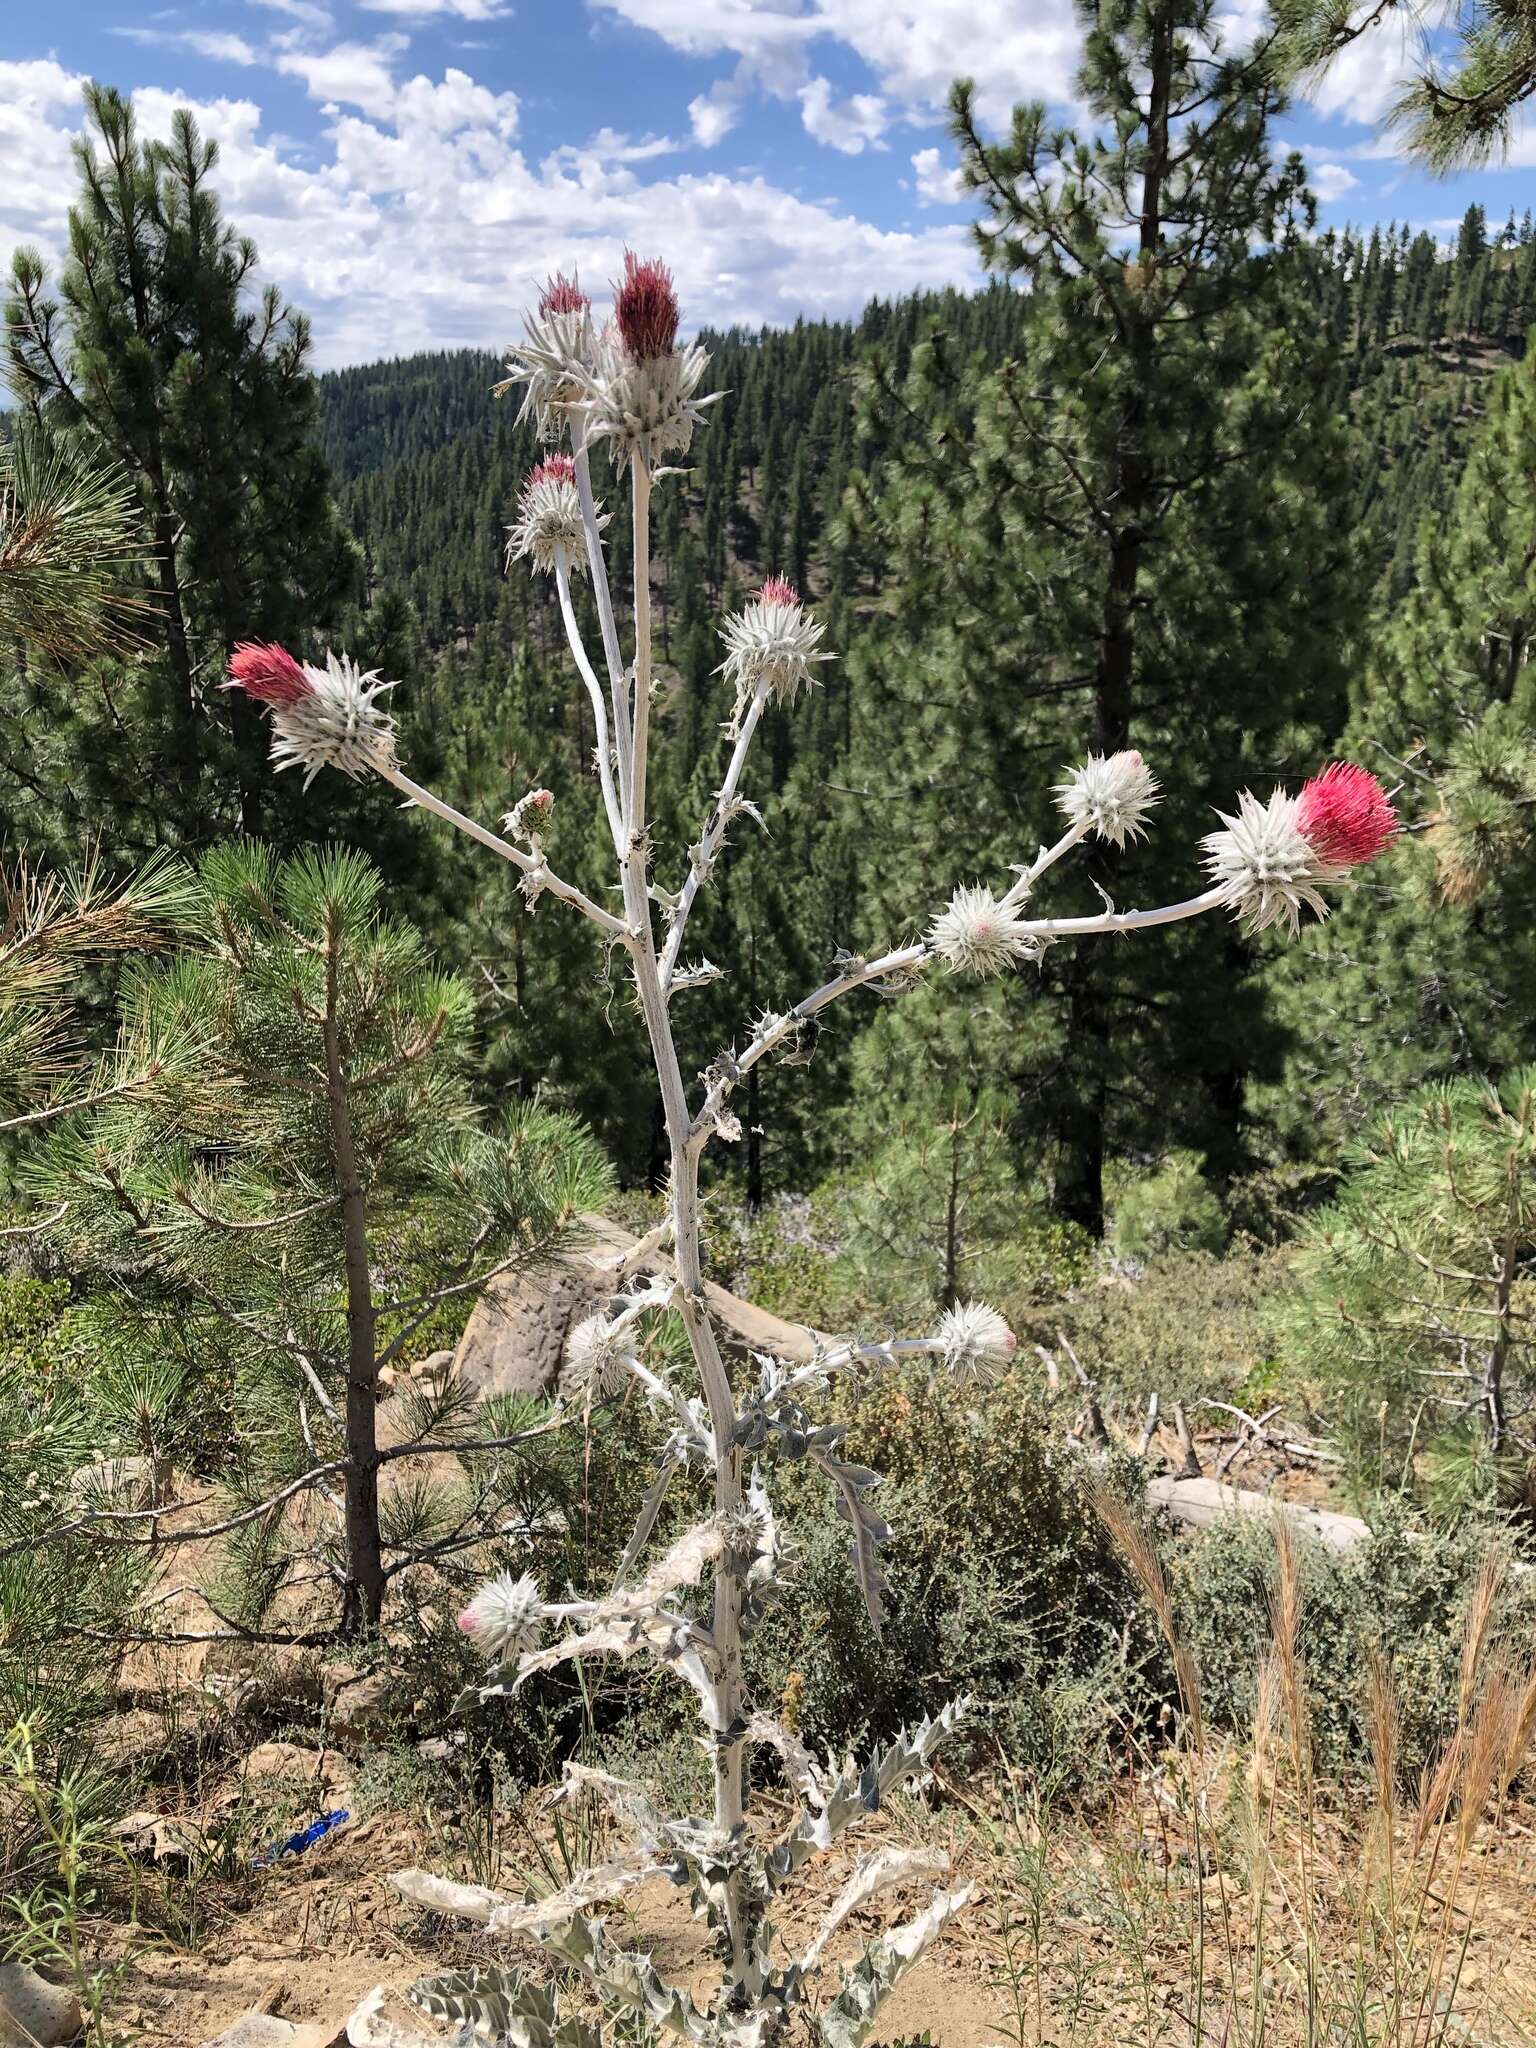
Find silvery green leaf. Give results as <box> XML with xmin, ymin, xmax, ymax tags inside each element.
<box><xmin>554</xmin><ymin>1760</ymin><xmax>670</xmax><ymax>1848</ymax></box>
<box><xmin>764</xmin><ymin>1697</ymin><xmax>972</xmax><ymax>1887</ymax></box>
<box><xmin>542</xmin><ymin>1912</ymin><xmax>722</xmax><ymax>2044</ymax></box>
<box><xmin>807</xmin><ymin>1445</ymin><xmax>889</xmax><ymax>1630</ymax></box>
<box><xmin>745</xmin><ymin>1713</ymin><xmax>828</xmax><ymax>1811</ymax></box>
<box><xmin>482</xmin><ymin>1848</ymin><xmax>660</xmax><ymax>1932</ymax></box>
<box><xmin>799</xmin><ymin>1847</ymin><xmax>952</xmax><ymax>1972</ymax></box>
<box><xmin>816</xmin><ymin>1882</ymin><xmax>975</xmax><ymax>2048</ymax></box>
<box><xmin>611</xmin><ymin>1446</ymin><xmax>685</xmax><ymax>1591</ymax></box>
<box><xmin>408</xmin><ymin>1965</ymin><xmax>603</xmax><ymax>2048</ymax></box>
<box><xmin>344</xmin><ymin>1986</ymin><xmax>467</xmax><ymax>2048</ymax></box>
<box><xmin>516</xmin><ymin>1613</ymin><xmax>723</xmax><ymax>1725</ymax></box>
<box><xmin>392</xmin><ymin>1868</ymin><xmax>508</xmax><ymax>1925</ymax></box>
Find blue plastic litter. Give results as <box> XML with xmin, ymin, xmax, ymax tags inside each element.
<box><xmin>255</xmin><ymin>1808</ymin><xmax>350</xmax><ymax>1865</ymax></box>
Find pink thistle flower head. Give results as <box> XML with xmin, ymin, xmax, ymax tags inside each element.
<box><xmin>527</xmin><ymin>454</ymin><xmax>576</xmax><ymax>488</ymax></box>
<box><xmin>757</xmin><ymin>576</ymin><xmax>799</xmax><ymax>608</ymax></box>
<box><xmin>614</xmin><ymin>251</ymin><xmax>680</xmax><ymax>360</ymax></box>
<box><xmin>538</xmin><ymin>271</ymin><xmax>589</xmax><ymax>318</ymax></box>
<box><xmin>1296</xmin><ymin>762</ymin><xmax>1399</xmax><ymax>868</ymax></box>
<box><xmin>227</xmin><ymin>641</ymin><xmax>310</xmax><ymax>708</ymax></box>
<box><xmin>528</xmin><ymin>787</ymin><xmax>554</xmax><ymax>812</ymax></box>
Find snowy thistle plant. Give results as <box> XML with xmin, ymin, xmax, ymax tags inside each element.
<box><xmin>226</xmin><ymin>259</ymin><xmax>1400</xmax><ymax>2047</ymax></box>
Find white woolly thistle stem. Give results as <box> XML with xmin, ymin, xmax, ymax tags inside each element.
<box><xmin>349</xmin><ymin>282</ymin><xmax>1398</xmax><ymax>2030</ymax></box>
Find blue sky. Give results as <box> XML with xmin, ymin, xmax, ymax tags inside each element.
<box><xmin>4</xmin><ymin>0</ymin><xmax>1535</xmax><ymax>369</ymax></box>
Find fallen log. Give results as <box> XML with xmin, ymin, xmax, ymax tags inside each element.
<box><xmin>456</xmin><ymin>1218</ymin><xmax>1381</xmax><ymax>1553</ymax></box>
<box><xmin>1144</xmin><ymin>1475</ymin><xmax>1372</xmax><ymax>1550</ymax></box>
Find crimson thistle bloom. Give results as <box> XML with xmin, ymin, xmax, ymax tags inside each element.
<box><xmin>938</xmin><ymin>1301</ymin><xmax>1017</xmax><ymax>1384</ymax></box>
<box><xmin>225</xmin><ymin>645</ymin><xmax>398</xmax><ymax>787</ymax></box>
<box><xmin>928</xmin><ymin>884</ymin><xmax>1037</xmax><ymax>977</ymax></box>
<box><xmin>1202</xmin><ymin>762</ymin><xmax>1398</xmax><ymax>933</ymax></box>
<box><xmin>507</xmin><ymin>454</ymin><xmax>593</xmax><ymax>575</ymax></box>
<box><xmin>718</xmin><ymin>579</ymin><xmax>830</xmax><ymax>722</ymax></box>
<box><xmin>1055</xmin><ymin>748</ymin><xmax>1160</xmax><ymax>848</ymax></box>
<box><xmin>578</xmin><ymin>252</ymin><xmax>717</xmax><ymax>473</ymax></box>
<box><xmin>497</xmin><ymin>272</ymin><xmax>596</xmax><ymax>438</ymax></box>
<box><xmin>227</xmin><ymin>641</ymin><xmax>309</xmax><ymax>708</ymax></box>
<box><xmin>614</xmin><ymin>250</ymin><xmax>680</xmax><ymax>360</ymax></box>
<box><xmin>456</xmin><ymin>1570</ymin><xmax>544</xmax><ymax>1664</ymax></box>
<box><xmin>1296</xmin><ymin>761</ymin><xmax>1399</xmax><ymax>866</ymax></box>
<box><xmin>539</xmin><ymin>271</ymin><xmax>589</xmax><ymax>318</ymax></box>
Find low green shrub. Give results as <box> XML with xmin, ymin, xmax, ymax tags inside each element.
<box><xmin>1107</xmin><ymin>1150</ymin><xmax>1227</xmax><ymax>1261</ymax></box>
<box><xmin>742</xmin><ymin>1367</ymin><xmax>1153</xmax><ymax>1783</ymax></box>
<box><xmin>1171</xmin><ymin>1505</ymin><xmax>1536</xmax><ymax>1779</ymax></box>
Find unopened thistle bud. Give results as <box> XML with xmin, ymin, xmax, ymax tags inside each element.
<box><xmin>1201</xmin><ymin>762</ymin><xmax>1397</xmax><ymax>934</ymax></box>
<box><xmin>225</xmin><ymin>645</ymin><xmax>397</xmax><ymax>788</ymax></box>
<box><xmin>938</xmin><ymin>1302</ymin><xmax>1017</xmax><ymax>1385</ymax></box>
<box><xmin>558</xmin><ymin>1313</ymin><xmax>630</xmax><ymax>1402</ymax></box>
<box><xmin>928</xmin><ymin>885</ymin><xmax>1036</xmax><ymax>978</ymax></box>
<box><xmin>456</xmin><ymin>1569</ymin><xmax>543</xmax><ymax>1664</ymax></box>
<box><xmin>1054</xmin><ymin>749</ymin><xmax>1160</xmax><ymax>848</ymax></box>
<box><xmin>718</xmin><ymin>580</ymin><xmax>830</xmax><ymax>724</ymax></box>
<box><xmin>497</xmin><ymin>271</ymin><xmax>595</xmax><ymax>440</ymax></box>
<box><xmin>507</xmin><ymin>454</ymin><xmax>597</xmax><ymax>576</ymax></box>
<box><xmin>505</xmin><ymin>787</ymin><xmax>554</xmax><ymax>838</ymax></box>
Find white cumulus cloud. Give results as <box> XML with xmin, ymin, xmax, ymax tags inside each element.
<box><xmin>274</xmin><ymin>36</ymin><xmax>410</xmax><ymax>119</ymax></box>
<box><xmin>360</xmin><ymin>0</ymin><xmax>512</xmax><ymax>17</ymax></box>
<box><xmin>689</xmin><ymin>78</ymin><xmax>741</xmax><ymax>147</ymax></box>
<box><xmin>798</xmin><ymin>77</ymin><xmax>887</xmax><ymax>153</ymax></box>
<box><xmin>911</xmin><ymin>145</ymin><xmax>964</xmax><ymax>204</ymax></box>
<box><xmin>591</xmin><ymin>0</ymin><xmax>1082</xmax><ymax>127</ymax></box>
<box><xmin>1309</xmin><ymin>160</ymin><xmax>1360</xmax><ymax>202</ymax></box>
<box><xmin>0</xmin><ymin>59</ymin><xmax>979</xmax><ymax>369</ymax></box>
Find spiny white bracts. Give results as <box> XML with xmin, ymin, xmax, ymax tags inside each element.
<box><xmin>928</xmin><ymin>885</ymin><xmax>1037</xmax><ymax>978</ymax></box>
<box><xmin>456</xmin><ymin>1570</ymin><xmax>543</xmax><ymax>1665</ymax></box>
<box><xmin>578</xmin><ymin>321</ymin><xmax>717</xmax><ymax>475</ymax></box>
<box><xmin>263</xmin><ymin>651</ymin><xmax>397</xmax><ymax>789</ymax></box>
<box><xmin>559</xmin><ymin>1313</ymin><xmax>631</xmax><ymax>1402</ymax></box>
<box><xmin>1055</xmin><ymin>749</ymin><xmax>1160</xmax><ymax>849</ymax></box>
<box><xmin>495</xmin><ymin>279</ymin><xmax>595</xmax><ymax>440</ymax></box>
<box><xmin>718</xmin><ymin>581</ymin><xmax>831</xmax><ymax>725</ymax></box>
<box><xmin>1201</xmin><ymin>788</ymin><xmax>1342</xmax><ymax>934</ymax></box>
<box><xmin>507</xmin><ymin>458</ymin><xmax>597</xmax><ymax>576</ymax></box>
<box><xmin>938</xmin><ymin>1302</ymin><xmax>1017</xmax><ymax>1384</ymax></box>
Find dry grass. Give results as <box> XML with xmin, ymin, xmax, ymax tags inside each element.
<box><xmin>969</xmin><ymin>1498</ymin><xmax>1536</xmax><ymax>2048</ymax></box>
<box><xmin>29</xmin><ymin>1506</ymin><xmax>1536</xmax><ymax>2048</ymax></box>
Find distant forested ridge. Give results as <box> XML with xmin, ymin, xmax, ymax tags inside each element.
<box><xmin>6</xmin><ymin>86</ymin><xmax>1532</xmax><ymax>1224</ymax></box>
<box><xmin>307</xmin><ymin>204</ymin><xmax>1535</xmax><ymax>1212</ymax></box>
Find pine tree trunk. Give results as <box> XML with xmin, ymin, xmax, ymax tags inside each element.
<box><xmin>322</xmin><ymin>924</ymin><xmax>385</xmax><ymax>1637</ymax></box>
<box><xmin>1058</xmin><ymin>0</ymin><xmax>1176</xmax><ymax>1236</ymax></box>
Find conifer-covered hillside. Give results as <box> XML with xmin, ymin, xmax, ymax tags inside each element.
<box><xmin>310</xmin><ymin>206</ymin><xmax>1535</xmax><ymax>1210</ymax></box>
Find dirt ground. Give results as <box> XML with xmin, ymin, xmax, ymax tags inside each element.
<box><xmin>109</xmin><ymin>1803</ymin><xmax>1006</xmax><ymax>2047</ymax></box>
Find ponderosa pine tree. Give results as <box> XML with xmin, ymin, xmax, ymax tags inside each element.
<box><xmin>839</xmin><ymin>0</ymin><xmax>1360</xmax><ymax>1232</ymax></box>
<box><xmin>1262</xmin><ymin>336</ymin><xmax>1536</xmax><ymax>1157</ymax></box>
<box><xmin>4</xmin><ymin>86</ymin><xmax>359</xmax><ymax>847</ymax></box>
